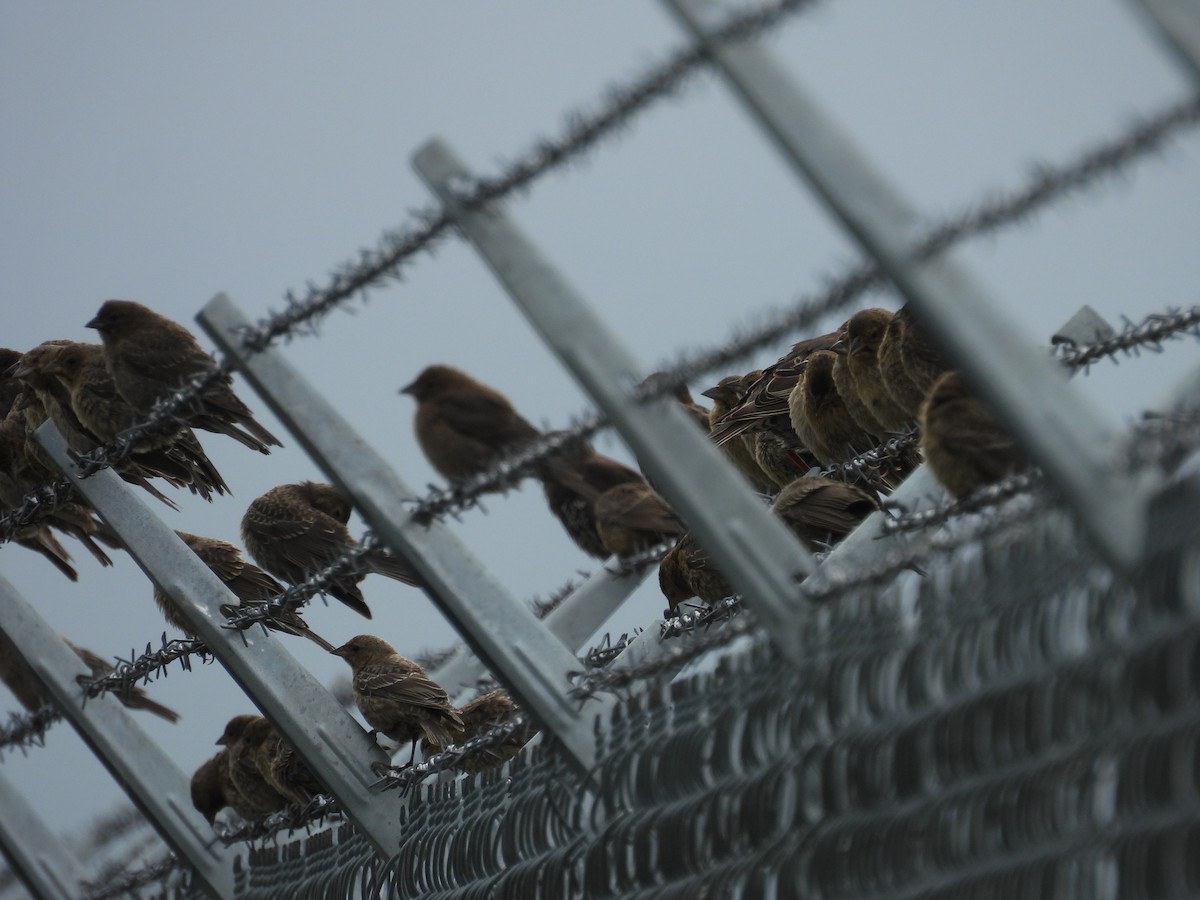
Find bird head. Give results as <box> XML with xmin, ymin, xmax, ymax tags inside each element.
<box><xmin>332</xmin><ymin>633</ymin><xmax>396</xmax><ymax>665</ymax></box>
<box><xmin>846</xmin><ymin>308</ymin><xmax>893</xmax><ymax>357</ymax></box>
<box><xmin>399</xmin><ymin>364</ymin><xmax>478</xmax><ymax>401</ymax></box>
<box><xmin>85</xmin><ymin>299</ymin><xmax>151</xmax><ymax>335</ymax></box>
<box><xmin>215</xmin><ymin>713</ymin><xmax>261</xmax><ymax>746</ymax></box>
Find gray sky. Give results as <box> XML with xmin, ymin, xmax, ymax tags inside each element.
<box><xmin>2</xmin><ymin>1</ymin><xmax>1199</xmax><ymax>891</ymax></box>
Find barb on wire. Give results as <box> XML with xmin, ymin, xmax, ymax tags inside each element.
<box><xmin>529</xmin><ymin>573</ymin><xmax>590</xmax><ymax>619</ymax></box>
<box><xmin>1123</xmin><ymin>411</ymin><xmax>1200</xmax><ymax>471</ymax></box>
<box><xmin>662</xmin><ymin>595</ymin><xmax>745</xmax><ymax>638</ymax></box>
<box><xmin>819</xmin><ymin>430</ymin><xmax>920</xmax><ymax>484</ymax></box>
<box><xmin>80</xmin><ymin>855</ymin><xmax>180</xmax><ymax>900</ymax></box>
<box><xmin>1056</xmin><ymin>305</ymin><xmax>1200</xmax><ymax>371</ymax></box>
<box><xmin>880</xmin><ymin>470</ymin><xmax>1046</xmax><ymax>535</ymax></box>
<box><xmin>0</xmin><ymin>705</ymin><xmax>64</xmax><ymax>753</ymax></box>
<box><xmin>216</xmin><ymin>795</ymin><xmax>343</xmax><ymax>845</ymax></box>
<box><xmin>584</xmin><ymin>631</ymin><xmax>643</xmax><ymax>669</ymax></box>
<box><xmin>371</xmin><ymin>713</ymin><xmax>532</xmax><ymax>792</ymax></box>
<box><xmin>607</xmin><ymin>539</ymin><xmax>676</xmax><ymax>577</ymax></box>
<box><xmin>77</xmin><ymin>637</ymin><xmax>210</xmax><ymax>702</ymax></box>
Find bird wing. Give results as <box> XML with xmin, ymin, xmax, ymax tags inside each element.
<box><xmin>436</xmin><ymin>391</ymin><xmax>541</xmax><ymax>446</ymax></box>
<box><xmin>355</xmin><ymin>662</ymin><xmax>451</xmax><ymax>713</ymax></box>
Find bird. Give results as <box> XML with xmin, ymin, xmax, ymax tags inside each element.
<box><xmin>920</xmin><ymin>371</ymin><xmax>1029</xmax><ymax>499</ymax></box>
<box><xmin>535</xmin><ymin>432</ymin><xmax>650</xmax><ymax>559</ymax></box>
<box><xmin>42</xmin><ymin>340</ymin><xmax>229</xmax><ymax>500</ymax></box>
<box><xmin>751</xmin><ymin>430</ymin><xmax>816</xmax><ymax>491</ymax></box>
<box><xmin>593</xmin><ymin>482</ymin><xmax>684</xmax><ymax>559</ymax></box>
<box><xmin>769</xmin><ymin>476</ymin><xmax>879</xmax><ymax>552</ymax></box>
<box><xmin>86</xmin><ymin>299</ymin><xmax>281</xmax><ymax>454</ymax></box>
<box><xmin>0</xmin><ymin>348</ymin><xmax>24</xmax><ymax>419</ymax></box>
<box><xmin>191</xmin><ymin>749</ymin><xmax>239</xmax><ymax>826</ymax></box>
<box><xmin>637</xmin><ymin>372</ymin><xmax>711</xmax><ymax>434</ymax></box>
<box><xmin>843</xmin><ymin>308</ymin><xmax>913</xmax><ymax>433</ymax></box>
<box><xmin>401</xmin><ymin>364</ymin><xmax>542</xmax><ymax>484</ymax></box>
<box><xmin>216</xmin><ymin>714</ymin><xmax>289</xmax><ymax>819</ymax></box>
<box><xmin>154</xmin><ymin>531</ymin><xmax>336</xmax><ymax>651</ymax></box>
<box><xmin>658</xmin><ymin>532</ymin><xmax>735</xmax><ymax>615</ymax></box>
<box><xmin>831</xmin><ymin>336</ymin><xmax>888</xmax><ymax>439</ymax></box>
<box><xmin>899</xmin><ymin>307</ymin><xmax>953</xmax><ymax>397</ymax></box>
<box><xmin>700</xmin><ymin>374</ymin><xmax>775</xmax><ymax>492</ymax></box>
<box><xmin>333</xmin><ymin>634</ymin><xmax>465</xmax><ymax>763</ymax></box>
<box><xmin>241</xmin><ymin>481</ymin><xmax>420</xmax><ymax>619</ymax></box>
<box><xmin>877</xmin><ymin>306</ymin><xmax>933</xmax><ymax>419</ymax></box>
<box><xmin>0</xmin><ymin>631</ymin><xmax>179</xmax><ymax>723</ymax></box>
<box><xmin>419</xmin><ymin>688</ymin><xmax>537</xmax><ymax>774</ymax></box>
<box><xmin>254</xmin><ymin>725</ymin><xmax>325</xmax><ymax>808</ymax></box>
<box><xmin>788</xmin><ymin>350</ymin><xmax>874</xmax><ymax>466</ymax></box>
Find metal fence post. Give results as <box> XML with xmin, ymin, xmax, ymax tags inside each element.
<box><xmin>664</xmin><ymin>0</ymin><xmax>1154</xmax><ymax>574</ymax></box>
<box><xmin>0</xmin><ymin>769</ymin><xmax>90</xmax><ymax>900</ymax></box>
<box><xmin>198</xmin><ymin>294</ymin><xmax>597</xmax><ymax>771</ymax></box>
<box><xmin>1129</xmin><ymin>0</ymin><xmax>1200</xmax><ymax>83</ymax></box>
<box><xmin>34</xmin><ymin>423</ymin><xmax>403</xmax><ymax>859</ymax></box>
<box><xmin>0</xmin><ymin>575</ymin><xmax>237</xmax><ymax>899</ymax></box>
<box><xmin>412</xmin><ymin>138</ymin><xmax>819</xmax><ymax>666</ymax></box>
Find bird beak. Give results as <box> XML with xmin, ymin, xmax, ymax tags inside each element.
<box><xmin>331</xmin><ymin>645</ymin><xmax>347</xmax><ymax>657</ymax></box>
<box><xmin>10</xmin><ymin>360</ymin><xmax>33</xmax><ymax>379</ymax></box>
<box><xmin>699</xmin><ymin>386</ymin><xmax>721</xmax><ymax>400</ymax></box>
<box><xmin>215</xmin><ymin>735</ymin><xmax>228</xmax><ymax>746</ymax></box>
<box><xmin>84</xmin><ymin>315</ymin><xmax>101</xmax><ymax>330</ymax></box>
<box><xmin>829</xmin><ymin>339</ymin><xmax>848</xmax><ymax>356</ymax></box>
<box><xmin>398</xmin><ymin>381</ymin><xmax>416</xmax><ymax>397</ymax></box>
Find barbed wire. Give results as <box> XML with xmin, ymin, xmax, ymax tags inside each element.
<box><xmin>370</xmin><ymin>713</ymin><xmax>533</xmax><ymax>792</ymax></box>
<box><xmin>819</xmin><ymin>430</ymin><xmax>920</xmax><ymax>484</ymax></box>
<box><xmin>79</xmin><ymin>854</ymin><xmax>179</xmax><ymax>900</ymax></box>
<box><xmin>0</xmin><ymin>705</ymin><xmax>63</xmax><ymax>754</ymax></box>
<box><xmin>216</xmin><ymin>795</ymin><xmax>343</xmax><ymax>846</ymax></box>
<box><xmin>880</xmin><ymin>469</ymin><xmax>1047</xmax><ymax>535</ymax></box>
<box><xmin>1055</xmin><ymin>304</ymin><xmax>1200</xmax><ymax>371</ymax></box>
<box><xmin>76</xmin><ymin>637</ymin><xmax>211</xmax><ymax>703</ymax></box>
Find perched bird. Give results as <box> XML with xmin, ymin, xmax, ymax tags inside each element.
<box><xmin>637</xmin><ymin>372</ymin><xmax>711</xmax><ymax>434</ymax></box>
<box><xmin>255</xmin><ymin>726</ymin><xmax>325</xmax><ymax>807</ymax></box>
<box><xmin>333</xmin><ymin>634</ymin><xmax>465</xmax><ymax>762</ymax></box>
<box><xmin>401</xmin><ymin>365</ymin><xmax>542</xmax><ymax>483</ymax></box>
<box><xmin>789</xmin><ymin>350</ymin><xmax>874</xmax><ymax>466</ymax></box>
<box><xmin>216</xmin><ymin>715</ymin><xmax>289</xmax><ymax>819</ymax></box>
<box><xmin>878</xmin><ymin>306</ymin><xmax>933</xmax><ymax>418</ymax></box>
<box><xmin>191</xmin><ymin>749</ymin><xmax>238</xmax><ymax>826</ymax></box>
<box><xmin>86</xmin><ymin>299</ymin><xmax>281</xmax><ymax>454</ymax></box>
<box><xmin>920</xmin><ymin>371</ymin><xmax>1029</xmax><ymax>499</ymax></box>
<box><xmin>769</xmin><ymin>477</ymin><xmax>879</xmax><ymax>552</ymax></box>
<box><xmin>831</xmin><ymin>338</ymin><xmax>887</xmax><ymax>438</ymax></box>
<box><xmin>42</xmin><ymin>340</ymin><xmax>229</xmax><ymax>500</ymax></box>
<box><xmin>593</xmin><ymin>482</ymin><xmax>684</xmax><ymax>559</ymax></box>
<box><xmin>241</xmin><ymin>482</ymin><xmax>419</xmax><ymax>619</ymax></box>
<box><xmin>899</xmin><ymin>308</ymin><xmax>953</xmax><ymax>397</ymax></box>
<box><xmin>154</xmin><ymin>531</ymin><xmax>335</xmax><ymax>651</ymax></box>
<box><xmin>419</xmin><ymin>689</ymin><xmax>537</xmax><ymax>774</ymax></box>
<box><xmin>658</xmin><ymin>532</ymin><xmax>735</xmax><ymax>614</ymax></box>
<box><xmin>844</xmin><ymin>308</ymin><xmax>913</xmax><ymax>433</ymax></box>
<box><xmin>701</xmin><ymin>375</ymin><xmax>775</xmax><ymax>492</ymax></box>
<box><xmin>535</xmin><ymin>433</ymin><xmax>649</xmax><ymax>559</ymax></box>
<box><xmin>0</xmin><ymin>632</ymin><xmax>180</xmax><ymax>723</ymax></box>
<box><xmin>0</xmin><ymin>348</ymin><xmax>23</xmax><ymax>419</ymax></box>
<box><xmin>751</xmin><ymin>430</ymin><xmax>815</xmax><ymax>490</ymax></box>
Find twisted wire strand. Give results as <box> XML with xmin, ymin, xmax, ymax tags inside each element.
<box><xmin>79</xmin><ymin>854</ymin><xmax>179</xmax><ymax>900</ymax></box>
<box><xmin>880</xmin><ymin>470</ymin><xmax>1047</xmax><ymax>535</ymax></box>
<box><xmin>216</xmin><ymin>795</ymin><xmax>344</xmax><ymax>845</ymax></box>
<box><xmin>0</xmin><ymin>705</ymin><xmax>63</xmax><ymax>753</ymax></box>
<box><xmin>819</xmin><ymin>430</ymin><xmax>921</xmax><ymax>483</ymax></box>
<box><xmin>370</xmin><ymin>713</ymin><xmax>532</xmax><ymax>792</ymax></box>
<box><xmin>1056</xmin><ymin>304</ymin><xmax>1200</xmax><ymax>371</ymax></box>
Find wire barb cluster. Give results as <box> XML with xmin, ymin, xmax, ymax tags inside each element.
<box><xmin>0</xmin><ymin>705</ymin><xmax>64</xmax><ymax>753</ymax></box>
<box><xmin>216</xmin><ymin>795</ymin><xmax>344</xmax><ymax>845</ymax></box>
<box><xmin>77</xmin><ymin>637</ymin><xmax>210</xmax><ymax>702</ymax></box>
<box><xmin>881</xmin><ymin>470</ymin><xmax>1047</xmax><ymax>535</ymax></box>
<box><xmin>1056</xmin><ymin>304</ymin><xmax>1200</xmax><ymax>371</ymax></box>
<box><xmin>370</xmin><ymin>713</ymin><xmax>533</xmax><ymax>792</ymax></box>
<box><xmin>79</xmin><ymin>855</ymin><xmax>180</xmax><ymax>900</ymax></box>
<box><xmin>820</xmin><ymin>431</ymin><xmax>920</xmax><ymax>483</ymax></box>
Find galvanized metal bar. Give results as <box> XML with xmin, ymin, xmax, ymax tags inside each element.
<box><xmin>34</xmin><ymin>423</ymin><xmax>400</xmax><ymax>859</ymax></box>
<box><xmin>198</xmin><ymin>294</ymin><xmax>595</xmax><ymax>771</ymax></box>
<box><xmin>664</xmin><ymin>0</ymin><xmax>1152</xmax><ymax>573</ymax></box>
<box><xmin>0</xmin><ymin>574</ymin><xmax>236</xmax><ymax>899</ymax></box>
<box><xmin>1129</xmin><ymin>0</ymin><xmax>1200</xmax><ymax>84</ymax></box>
<box><xmin>0</xmin><ymin>768</ymin><xmax>90</xmax><ymax>900</ymax></box>
<box><xmin>412</xmin><ymin>139</ymin><xmax>818</xmax><ymax>666</ymax></box>
<box><xmin>434</xmin><ymin>559</ymin><xmax>648</xmax><ymax>701</ymax></box>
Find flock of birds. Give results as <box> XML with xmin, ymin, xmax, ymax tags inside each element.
<box><xmin>0</xmin><ymin>299</ymin><xmax>1029</xmax><ymax>829</ymax></box>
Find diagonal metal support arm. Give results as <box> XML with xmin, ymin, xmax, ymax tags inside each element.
<box><xmin>1128</xmin><ymin>0</ymin><xmax>1200</xmax><ymax>84</ymax></box>
<box><xmin>198</xmin><ymin>294</ymin><xmax>596</xmax><ymax>771</ymax></box>
<box><xmin>0</xmin><ymin>768</ymin><xmax>91</xmax><ymax>900</ymax></box>
<box><xmin>665</xmin><ymin>0</ymin><xmax>1153</xmax><ymax>573</ymax></box>
<box><xmin>0</xmin><ymin>575</ymin><xmax>237</xmax><ymax>899</ymax></box>
<box><xmin>34</xmin><ymin>423</ymin><xmax>400</xmax><ymax>859</ymax></box>
<box><xmin>412</xmin><ymin>138</ymin><xmax>819</xmax><ymax>666</ymax></box>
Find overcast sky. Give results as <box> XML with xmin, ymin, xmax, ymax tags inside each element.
<box><xmin>2</xmin><ymin>1</ymin><xmax>1199</xmax><ymax>892</ymax></box>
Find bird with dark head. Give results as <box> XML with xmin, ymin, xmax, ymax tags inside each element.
<box><xmin>86</xmin><ymin>299</ymin><xmax>281</xmax><ymax>453</ymax></box>
<box><xmin>241</xmin><ymin>481</ymin><xmax>420</xmax><ymax>619</ymax></box>
<box><xmin>191</xmin><ymin>750</ymin><xmax>238</xmax><ymax>826</ymax></box>
<box><xmin>401</xmin><ymin>364</ymin><xmax>542</xmax><ymax>484</ymax></box>
<box><xmin>920</xmin><ymin>371</ymin><xmax>1029</xmax><ymax>499</ymax></box>
<box><xmin>333</xmin><ymin>634</ymin><xmax>465</xmax><ymax>762</ymax></box>
<box><xmin>878</xmin><ymin>306</ymin><xmax>934</xmax><ymax>419</ymax></box>
<box><xmin>216</xmin><ymin>714</ymin><xmax>289</xmax><ymax>819</ymax></box>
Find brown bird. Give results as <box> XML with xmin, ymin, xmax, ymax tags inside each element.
<box><xmin>333</xmin><ymin>634</ymin><xmax>465</xmax><ymax>762</ymax></box>
<box><xmin>899</xmin><ymin>308</ymin><xmax>953</xmax><ymax>398</ymax></box>
<box><xmin>42</xmin><ymin>341</ymin><xmax>230</xmax><ymax>500</ymax></box>
<box><xmin>920</xmin><ymin>371</ymin><xmax>1029</xmax><ymax>499</ymax></box>
<box><xmin>769</xmin><ymin>476</ymin><xmax>879</xmax><ymax>552</ymax></box>
<box><xmin>593</xmin><ymin>482</ymin><xmax>684</xmax><ymax>559</ymax></box>
<box><xmin>255</xmin><ymin>726</ymin><xmax>325</xmax><ymax>807</ymax></box>
<box><xmin>844</xmin><ymin>308</ymin><xmax>913</xmax><ymax>433</ymax></box>
<box><xmin>658</xmin><ymin>532</ymin><xmax>735</xmax><ymax>615</ymax></box>
<box><xmin>0</xmin><ymin>631</ymin><xmax>179</xmax><ymax>723</ymax></box>
<box><xmin>419</xmin><ymin>689</ymin><xmax>537</xmax><ymax>774</ymax></box>
<box><xmin>191</xmin><ymin>749</ymin><xmax>239</xmax><ymax>826</ymax></box>
<box><xmin>86</xmin><ymin>299</ymin><xmax>281</xmax><ymax>454</ymax></box>
<box><xmin>154</xmin><ymin>531</ymin><xmax>336</xmax><ymax>651</ymax></box>
<box><xmin>216</xmin><ymin>714</ymin><xmax>289</xmax><ymax>819</ymax></box>
<box><xmin>401</xmin><ymin>365</ymin><xmax>542</xmax><ymax>484</ymax></box>
<box><xmin>535</xmin><ymin>433</ymin><xmax>650</xmax><ymax>559</ymax></box>
<box><xmin>700</xmin><ymin>375</ymin><xmax>775</xmax><ymax>492</ymax></box>
<box><xmin>0</xmin><ymin>349</ymin><xmax>24</xmax><ymax>419</ymax></box>
<box><xmin>831</xmin><ymin>338</ymin><xmax>887</xmax><ymax>439</ymax></box>
<box><xmin>241</xmin><ymin>482</ymin><xmax>419</xmax><ymax>619</ymax></box>
<box><xmin>878</xmin><ymin>306</ymin><xmax>934</xmax><ymax>419</ymax></box>
<box><xmin>751</xmin><ymin>430</ymin><xmax>816</xmax><ymax>490</ymax></box>
<box><xmin>789</xmin><ymin>350</ymin><xmax>874</xmax><ymax>466</ymax></box>
<box><xmin>638</xmin><ymin>372</ymin><xmax>711</xmax><ymax>434</ymax></box>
